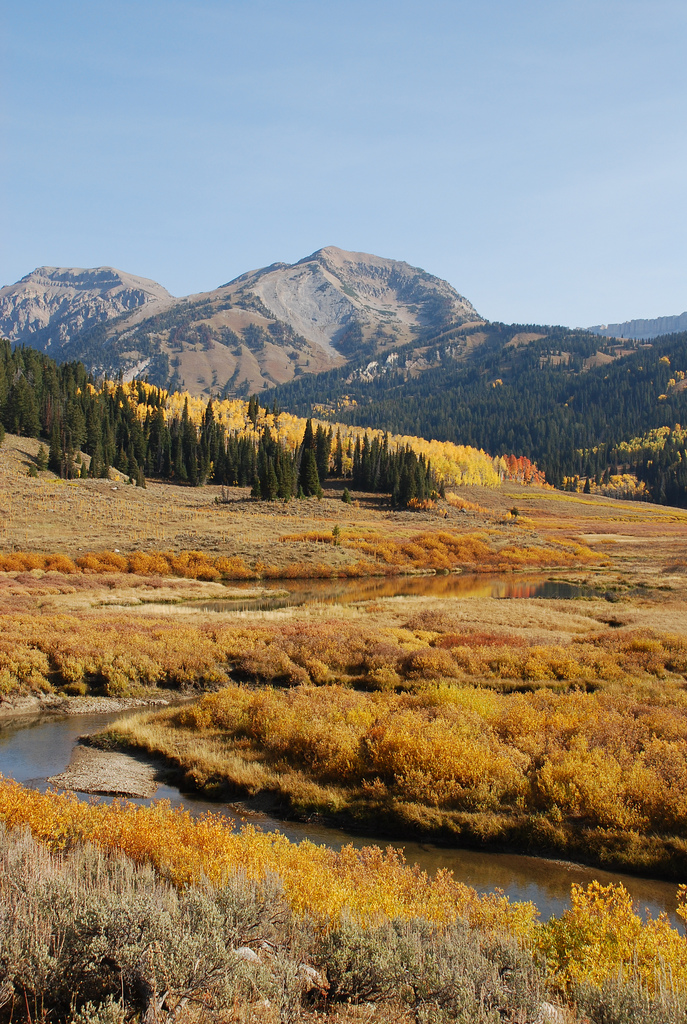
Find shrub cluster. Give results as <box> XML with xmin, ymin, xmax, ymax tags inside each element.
<box><xmin>120</xmin><ymin>679</ymin><xmax>687</xmax><ymax>843</ymax></box>
<box><xmin>0</xmin><ymin>527</ymin><xmax>603</xmax><ymax>584</ymax></box>
<box><xmin>0</xmin><ymin>823</ymin><xmax>548</xmax><ymax>1024</ymax></box>
<box><xmin>3</xmin><ymin>604</ymin><xmax>686</xmax><ymax>700</ymax></box>
<box><xmin>1</xmin><ymin>795</ymin><xmax>687</xmax><ymax>1022</ymax></box>
<box><xmin>0</xmin><ymin>780</ymin><xmax>536</xmax><ymax>934</ymax></box>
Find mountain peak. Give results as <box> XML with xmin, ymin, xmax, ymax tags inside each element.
<box><xmin>0</xmin><ymin>266</ymin><xmax>172</xmax><ymax>349</ymax></box>
<box><xmin>245</xmin><ymin>245</ymin><xmax>482</xmax><ymax>356</ymax></box>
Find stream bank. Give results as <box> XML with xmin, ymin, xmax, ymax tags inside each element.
<box><xmin>0</xmin><ymin>707</ymin><xmax>681</xmax><ymax>927</ymax></box>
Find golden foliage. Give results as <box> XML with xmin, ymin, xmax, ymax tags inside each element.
<box><xmin>0</xmin><ymin>524</ymin><xmax>603</xmax><ymax>586</ymax></box>
<box><xmin>2</xmin><ymin>779</ymin><xmax>687</xmax><ymax>994</ymax></box>
<box><xmin>109</xmin><ymin>664</ymin><xmax>687</xmax><ymax>844</ymax></box>
<box><xmin>276</xmin><ymin>529</ymin><xmax>602</xmax><ymax>573</ymax></box>
<box><xmin>539</xmin><ymin>881</ymin><xmax>687</xmax><ymax>994</ymax></box>
<box><xmin>0</xmin><ymin>778</ymin><xmax>536</xmax><ymax>937</ymax></box>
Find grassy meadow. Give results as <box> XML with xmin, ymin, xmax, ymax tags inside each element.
<box><xmin>4</xmin><ymin>430</ymin><xmax>687</xmax><ymax>1019</ymax></box>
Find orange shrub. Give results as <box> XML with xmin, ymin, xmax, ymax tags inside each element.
<box><xmin>116</xmin><ymin>678</ymin><xmax>687</xmax><ymax>840</ymax></box>
<box><xmin>0</xmin><ymin>778</ymin><xmax>537</xmax><ymax>936</ymax></box>
<box><xmin>76</xmin><ymin>550</ymin><xmax>128</xmax><ymax>573</ymax></box>
<box><xmin>42</xmin><ymin>554</ymin><xmax>78</xmax><ymax>573</ymax></box>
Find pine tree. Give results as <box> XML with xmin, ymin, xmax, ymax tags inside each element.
<box><xmin>298</xmin><ymin>419</ymin><xmax>316</xmax><ymax>494</ymax></box>
<box><xmin>334</xmin><ymin>428</ymin><xmax>343</xmax><ymax>477</ymax></box>
<box><xmin>300</xmin><ymin>450</ymin><xmax>322</xmax><ymax>497</ymax></box>
<box><xmin>315</xmin><ymin>424</ymin><xmax>332</xmax><ymax>483</ymax></box>
<box><xmin>48</xmin><ymin>421</ymin><xmax>63</xmax><ymax>476</ymax></box>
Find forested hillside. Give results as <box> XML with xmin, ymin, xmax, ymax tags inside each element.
<box><xmin>271</xmin><ymin>323</ymin><xmax>687</xmax><ymax>497</ymax></box>
<box><xmin>0</xmin><ymin>340</ymin><xmax>539</xmax><ymax>505</ymax></box>
<box><xmin>5</xmin><ymin>328</ymin><xmax>687</xmax><ymax>508</ymax></box>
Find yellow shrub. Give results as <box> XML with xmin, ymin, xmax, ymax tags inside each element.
<box><xmin>0</xmin><ymin>778</ymin><xmax>537</xmax><ymax>937</ymax></box>
<box><xmin>540</xmin><ymin>881</ymin><xmax>687</xmax><ymax>992</ymax></box>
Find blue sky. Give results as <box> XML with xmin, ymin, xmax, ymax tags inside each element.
<box><xmin>1</xmin><ymin>0</ymin><xmax>686</xmax><ymax>326</ymax></box>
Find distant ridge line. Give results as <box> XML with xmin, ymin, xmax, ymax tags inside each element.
<box><xmin>589</xmin><ymin>312</ymin><xmax>687</xmax><ymax>341</ymax></box>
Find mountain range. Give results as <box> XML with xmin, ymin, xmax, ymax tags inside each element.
<box><xmin>3</xmin><ymin>248</ymin><xmax>686</xmax><ymax>400</ymax></box>
<box><xmin>0</xmin><ymin>248</ymin><xmax>482</xmax><ymax>396</ymax></box>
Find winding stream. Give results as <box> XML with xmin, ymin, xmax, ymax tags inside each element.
<box><xmin>1</xmin><ymin>573</ymin><xmax>681</xmax><ymax>926</ymax></box>
<box><xmin>1</xmin><ymin>709</ymin><xmax>680</xmax><ymax>927</ymax></box>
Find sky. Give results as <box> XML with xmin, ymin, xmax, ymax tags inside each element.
<box><xmin>1</xmin><ymin>0</ymin><xmax>686</xmax><ymax>327</ymax></box>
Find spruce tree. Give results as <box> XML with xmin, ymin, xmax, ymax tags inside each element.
<box><xmin>298</xmin><ymin>419</ymin><xmax>316</xmax><ymax>494</ymax></box>
<box><xmin>301</xmin><ymin>450</ymin><xmax>322</xmax><ymax>497</ymax></box>
<box><xmin>334</xmin><ymin>428</ymin><xmax>343</xmax><ymax>477</ymax></box>
<box><xmin>48</xmin><ymin>421</ymin><xmax>63</xmax><ymax>476</ymax></box>
<box><xmin>315</xmin><ymin>424</ymin><xmax>332</xmax><ymax>483</ymax></box>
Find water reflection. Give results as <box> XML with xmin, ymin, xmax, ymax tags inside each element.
<box><xmin>185</xmin><ymin>574</ymin><xmax>602</xmax><ymax>614</ymax></box>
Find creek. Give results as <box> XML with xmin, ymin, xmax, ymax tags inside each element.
<box><xmin>0</xmin><ymin>573</ymin><xmax>680</xmax><ymax>927</ymax></box>
<box><xmin>0</xmin><ymin>709</ymin><xmax>680</xmax><ymax>927</ymax></box>
<box><xmin>157</xmin><ymin>572</ymin><xmax>607</xmax><ymax>614</ymax></box>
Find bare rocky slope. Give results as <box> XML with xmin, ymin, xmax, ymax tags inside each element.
<box><xmin>589</xmin><ymin>311</ymin><xmax>687</xmax><ymax>341</ymax></box>
<box><xmin>0</xmin><ymin>248</ymin><xmax>483</xmax><ymax>395</ymax></box>
<box><xmin>234</xmin><ymin>246</ymin><xmax>481</xmax><ymax>357</ymax></box>
<box><xmin>0</xmin><ymin>267</ymin><xmax>173</xmax><ymax>352</ymax></box>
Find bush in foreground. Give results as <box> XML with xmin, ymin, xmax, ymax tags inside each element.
<box><xmin>0</xmin><ymin>824</ymin><xmax>544</xmax><ymax>1023</ymax></box>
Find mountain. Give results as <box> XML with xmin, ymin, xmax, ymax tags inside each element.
<box><xmin>589</xmin><ymin>312</ymin><xmax>687</xmax><ymax>341</ymax></box>
<box><xmin>271</xmin><ymin>316</ymin><xmax>687</xmax><ymax>489</ymax></box>
<box><xmin>0</xmin><ymin>248</ymin><xmax>482</xmax><ymax>395</ymax></box>
<box><xmin>230</xmin><ymin>246</ymin><xmax>481</xmax><ymax>356</ymax></box>
<box><xmin>0</xmin><ymin>267</ymin><xmax>172</xmax><ymax>352</ymax></box>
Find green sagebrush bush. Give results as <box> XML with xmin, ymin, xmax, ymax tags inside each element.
<box><xmin>574</xmin><ymin>980</ymin><xmax>687</xmax><ymax>1024</ymax></box>
<box><xmin>0</xmin><ymin>825</ymin><xmax>307</xmax><ymax>1023</ymax></box>
<box><xmin>316</xmin><ymin>916</ymin><xmax>543</xmax><ymax>1022</ymax></box>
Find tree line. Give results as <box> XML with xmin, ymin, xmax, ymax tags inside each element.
<box><xmin>0</xmin><ymin>341</ymin><xmax>436</xmax><ymax>506</ymax></box>
<box><xmin>269</xmin><ymin>324</ymin><xmax>687</xmax><ymax>503</ymax></box>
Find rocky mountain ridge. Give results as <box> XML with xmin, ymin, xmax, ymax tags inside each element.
<box><xmin>0</xmin><ymin>267</ymin><xmax>172</xmax><ymax>351</ymax></box>
<box><xmin>589</xmin><ymin>312</ymin><xmax>687</xmax><ymax>341</ymax></box>
<box><xmin>1</xmin><ymin>248</ymin><xmax>482</xmax><ymax>395</ymax></box>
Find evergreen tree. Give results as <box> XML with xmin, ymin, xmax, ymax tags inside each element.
<box><xmin>334</xmin><ymin>428</ymin><xmax>343</xmax><ymax>477</ymax></box>
<box><xmin>315</xmin><ymin>424</ymin><xmax>332</xmax><ymax>483</ymax></box>
<box><xmin>5</xmin><ymin>375</ymin><xmax>40</xmax><ymax>437</ymax></box>
<box><xmin>48</xmin><ymin>421</ymin><xmax>63</xmax><ymax>476</ymax></box>
<box><xmin>298</xmin><ymin>419</ymin><xmax>316</xmax><ymax>494</ymax></box>
<box><xmin>300</xmin><ymin>449</ymin><xmax>322</xmax><ymax>497</ymax></box>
